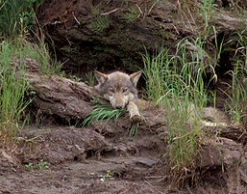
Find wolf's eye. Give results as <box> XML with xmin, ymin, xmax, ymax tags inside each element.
<box><xmin>122</xmin><ymin>88</ymin><xmax>129</xmax><ymax>93</ymax></box>
<box><xmin>108</xmin><ymin>88</ymin><xmax>114</xmax><ymax>94</ymax></box>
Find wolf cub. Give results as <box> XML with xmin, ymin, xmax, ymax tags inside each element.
<box><xmin>94</xmin><ymin>70</ymin><xmax>143</xmax><ymax>122</ymax></box>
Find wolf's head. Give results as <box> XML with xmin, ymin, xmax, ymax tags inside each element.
<box><xmin>94</xmin><ymin>70</ymin><xmax>142</xmax><ymax>108</ymax></box>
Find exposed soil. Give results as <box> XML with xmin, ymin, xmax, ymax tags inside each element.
<box><xmin>0</xmin><ymin>113</ymin><xmax>247</xmax><ymax>194</ymax></box>
<box><xmin>0</xmin><ymin>124</ymin><xmax>168</xmax><ymax>194</ymax></box>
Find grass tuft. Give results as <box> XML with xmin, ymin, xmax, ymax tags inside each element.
<box><xmin>223</xmin><ymin>32</ymin><xmax>247</xmax><ymax>127</ymax></box>
<box><xmin>11</xmin><ymin>41</ymin><xmax>63</xmax><ymax>76</ymax></box>
<box><xmin>141</xmin><ymin>32</ymin><xmax>221</xmax><ymax>183</ymax></box>
<box><xmin>82</xmin><ymin>101</ymin><xmax>127</xmax><ymax>127</ymax></box>
<box><xmin>0</xmin><ymin>0</ymin><xmax>42</xmax><ymax>40</ymax></box>
<box><xmin>82</xmin><ymin>100</ymin><xmax>139</xmax><ymax>138</ymax></box>
<box><xmin>0</xmin><ymin>41</ymin><xmax>31</xmax><ymax>142</ymax></box>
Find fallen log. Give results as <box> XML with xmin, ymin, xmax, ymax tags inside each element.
<box><xmin>36</xmin><ymin>0</ymin><xmax>247</xmax><ymax>75</ymax></box>
<box><xmin>12</xmin><ymin>56</ymin><xmax>166</xmax><ymax>133</ymax></box>
<box><xmin>13</xmin><ymin>57</ymin><xmax>95</xmax><ymax>119</ymax></box>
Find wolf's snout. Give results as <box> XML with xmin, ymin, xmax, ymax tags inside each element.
<box><xmin>115</xmin><ymin>104</ymin><xmax>123</xmax><ymax>109</ymax></box>
<box><xmin>113</xmin><ymin>100</ymin><xmax>125</xmax><ymax>109</ymax></box>
<box><xmin>111</xmin><ymin>92</ymin><xmax>126</xmax><ymax>109</ymax></box>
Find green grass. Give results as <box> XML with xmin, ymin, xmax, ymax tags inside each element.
<box><xmin>223</xmin><ymin>32</ymin><xmax>247</xmax><ymax>126</ymax></box>
<box><xmin>142</xmin><ymin>36</ymin><xmax>212</xmax><ymax>108</ymax></box>
<box><xmin>0</xmin><ymin>0</ymin><xmax>61</xmax><ymax>76</ymax></box>
<box><xmin>0</xmin><ymin>41</ymin><xmax>31</xmax><ymax>142</ymax></box>
<box><xmin>124</xmin><ymin>6</ymin><xmax>140</xmax><ymax>23</ymax></box>
<box><xmin>82</xmin><ymin>102</ymin><xmax>127</xmax><ymax>127</ymax></box>
<box><xmin>128</xmin><ymin>123</ymin><xmax>138</xmax><ymax>138</ymax></box>
<box><xmin>81</xmin><ymin>97</ymin><xmax>127</xmax><ymax>127</ymax></box>
<box><xmin>0</xmin><ymin>0</ymin><xmax>60</xmax><ymax>143</ymax></box>
<box><xmin>141</xmin><ymin>31</ymin><xmax>222</xmax><ymax>180</ymax></box>
<box><xmin>84</xmin><ymin>71</ymin><xmax>95</xmax><ymax>87</ymax></box>
<box><xmin>0</xmin><ymin>39</ymin><xmax>62</xmax><ymax>143</ymax></box>
<box><xmin>142</xmin><ymin>48</ymin><xmax>169</xmax><ymax>103</ymax></box>
<box><xmin>12</xmin><ymin>41</ymin><xmax>62</xmax><ymax>76</ymax></box>
<box><xmin>197</xmin><ymin>0</ymin><xmax>218</xmax><ymax>35</ymax></box>
<box><xmin>165</xmin><ymin>98</ymin><xmax>202</xmax><ymax>175</ymax></box>
<box><xmin>81</xmin><ymin>100</ymin><xmax>138</xmax><ymax>137</ymax></box>
<box><xmin>25</xmin><ymin>159</ymin><xmax>49</xmax><ymax>171</ymax></box>
<box><xmin>88</xmin><ymin>5</ymin><xmax>110</xmax><ymax>33</ymax></box>
<box><xmin>141</xmin><ymin>15</ymin><xmax>225</xmax><ymax>177</ymax></box>
<box><xmin>0</xmin><ymin>0</ymin><xmax>41</xmax><ymax>40</ymax></box>
<box><xmin>225</xmin><ymin>62</ymin><xmax>247</xmax><ymax>125</ymax></box>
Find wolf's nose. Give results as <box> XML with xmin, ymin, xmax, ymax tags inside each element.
<box><xmin>115</xmin><ymin>105</ymin><xmax>122</xmax><ymax>109</ymax></box>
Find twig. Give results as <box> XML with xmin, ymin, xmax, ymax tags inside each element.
<box><xmin>118</xmin><ymin>185</ymin><xmax>134</xmax><ymax>194</ymax></box>
<box><xmin>72</xmin><ymin>11</ymin><xmax>80</xmax><ymax>25</ymax></box>
<box><xmin>100</xmin><ymin>8</ymin><xmax>119</xmax><ymax>16</ymax></box>
<box><xmin>172</xmin><ymin>24</ymin><xmax>180</xmax><ymax>35</ymax></box>
<box><xmin>148</xmin><ymin>0</ymin><xmax>158</xmax><ymax>15</ymax></box>
<box><xmin>144</xmin><ymin>180</ymin><xmax>166</xmax><ymax>194</ymax></box>
<box><xmin>66</xmin><ymin>36</ymin><xmax>72</xmax><ymax>46</ymax></box>
<box><xmin>135</xmin><ymin>4</ymin><xmax>143</xmax><ymax>15</ymax></box>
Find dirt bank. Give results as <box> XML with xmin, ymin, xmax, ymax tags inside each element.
<box><xmin>0</xmin><ymin>115</ymin><xmax>246</xmax><ymax>194</ymax></box>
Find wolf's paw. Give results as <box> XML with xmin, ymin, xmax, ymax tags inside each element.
<box><xmin>130</xmin><ymin>114</ymin><xmax>143</xmax><ymax>123</ymax></box>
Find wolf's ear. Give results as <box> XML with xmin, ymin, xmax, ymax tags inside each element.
<box><xmin>94</xmin><ymin>70</ymin><xmax>108</xmax><ymax>84</ymax></box>
<box><xmin>130</xmin><ymin>70</ymin><xmax>142</xmax><ymax>87</ymax></box>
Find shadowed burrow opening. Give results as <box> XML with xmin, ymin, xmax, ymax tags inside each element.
<box><xmin>221</xmin><ymin>0</ymin><xmax>247</xmax><ymax>9</ymax></box>
<box><xmin>199</xmin><ymin>166</ymin><xmax>227</xmax><ymax>188</ymax></box>
<box><xmin>214</xmin><ymin>31</ymin><xmax>247</xmax><ymax>82</ymax></box>
<box><xmin>73</xmin><ymin>156</ymin><xmax>79</xmax><ymax>161</ymax></box>
<box><xmin>86</xmin><ymin>149</ymin><xmax>118</xmax><ymax>159</ymax></box>
<box><xmin>214</xmin><ymin>32</ymin><xmax>234</xmax><ymax>80</ymax></box>
<box><xmin>221</xmin><ymin>0</ymin><xmax>232</xmax><ymax>8</ymax></box>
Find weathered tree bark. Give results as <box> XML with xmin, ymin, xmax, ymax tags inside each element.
<box><xmin>36</xmin><ymin>0</ymin><xmax>247</xmax><ymax>75</ymax></box>
<box><xmin>14</xmin><ymin>57</ymin><xmax>97</xmax><ymax>120</ymax></box>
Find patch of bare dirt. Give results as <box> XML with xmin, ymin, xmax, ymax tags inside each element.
<box><xmin>0</xmin><ymin>124</ymin><xmax>168</xmax><ymax>194</ymax></box>
<box><xmin>0</xmin><ymin>117</ymin><xmax>246</xmax><ymax>194</ymax></box>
